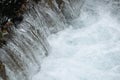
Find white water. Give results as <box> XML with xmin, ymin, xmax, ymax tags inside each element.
<box><xmin>32</xmin><ymin>0</ymin><xmax>120</xmax><ymax>80</ymax></box>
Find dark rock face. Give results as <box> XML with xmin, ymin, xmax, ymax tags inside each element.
<box><xmin>56</xmin><ymin>0</ymin><xmax>64</xmax><ymax>9</ymax></box>
<box><xmin>0</xmin><ymin>0</ymin><xmax>29</xmax><ymax>47</ymax></box>
<box><xmin>0</xmin><ymin>0</ymin><xmax>64</xmax><ymax>25</ymax></box>
<box><xmin>33</xmin><ymin>0</ymin><xmax>41</xmax><ymax>3</ymax></box>
<box><xmin>0</xmin><ymin>61</ymin><xmax>7</xmax><ymax>80</ymax></box>
<box><xmin>0</xmin><ymin>0</ymin><xmax>27</xmax><ymax>25</ymax></box>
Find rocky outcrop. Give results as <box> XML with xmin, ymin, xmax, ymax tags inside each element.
<box><xmin>0</xmin><ymin>0</ymin><xmax>84</xmax><ymax>80</ymax></box>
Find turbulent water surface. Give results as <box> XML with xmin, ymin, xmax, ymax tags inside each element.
<box><xmin>1</xmin><ymin>0</ymin><xmax>120</xmax><ymax>80</ymax></box>
<box><xmin>32</xmin><ymin>0</ymin><xmax>120</xmax><ymax>80</ymax></box>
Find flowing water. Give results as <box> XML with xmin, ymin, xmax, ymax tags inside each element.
<box><xmin>32</xmin><ymin>0</ymin><xmax>120</xmax><ymax>80</ymax></box>
<box><xmin>1</xmin><ymin>0</ymin><xmax>120</xmax><ymax>80</ymax></box>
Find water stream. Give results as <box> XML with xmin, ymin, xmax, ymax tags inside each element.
<box><xmin>1</xmin><ymin>0</ymin><xmax>120</xmax><ymax>80</ymax></box>
<box><xmin>32</xmin><ymin>0</ymin><xmax>120</xmax><ymax>80</ymax></box>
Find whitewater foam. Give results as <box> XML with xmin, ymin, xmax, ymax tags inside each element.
<box><xmin>32</xmin><ymin>0</ymin><xmax>120</xmax><ymax>80</ymax></box>
<box><xmin>32</xmin><ymin>14</ymin><xmax>120</xmax><ymax>80</ymax></box>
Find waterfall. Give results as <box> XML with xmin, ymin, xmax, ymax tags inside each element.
<box><xmin>0</xmin><ymin>0</ymin><xmax>120</xmax><ymax>80</ymax></box>
<box><xmin>0</xmin><ymin>0</ymin><xmax>84</xmax><ymax>80</ymax></box>
<box><xmin>32</xmin><ymin>0</ymin><xmax>120</xmax><ymax>80</ymax></box>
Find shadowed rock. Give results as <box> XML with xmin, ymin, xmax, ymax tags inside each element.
<box><xmin>0</xmin><ymin>61</ymin><xmax>7</xmax><ymax>80</ymax></box>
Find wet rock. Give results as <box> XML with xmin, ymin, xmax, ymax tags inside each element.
<box><xmin>0</xmin><ymin>61</ymin><xmax>7</xmax><ymax>80</ymax></box>
<box><xmin>56</xmin><ymin>0</ymin><xmax>64</xmax><ymax>9</ymax></box>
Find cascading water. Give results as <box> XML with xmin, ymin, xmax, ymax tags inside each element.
<box><xmin>32</xmin><ymin>0</ymin><xmax>120</xmax><ymax>80</ymax></box>
<box><xmin>0</xmin><ymin>0</ymin><xmax>83</xmax><ymax>80</ymax></box>
<box><xmin>0</xmin><ymin>0</ymin><xmax>120</xmax><ymax>80</ymax></box>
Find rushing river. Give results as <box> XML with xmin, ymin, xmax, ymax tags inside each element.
<box><xmin>1</xmin><ymin>0</ymin><xmax>120</xmax><ymax>80</ymax></box>
<box><xmin>32</xmin><ymin>0</ymin><xmax>120</xmax><ymax>80</ymax></box>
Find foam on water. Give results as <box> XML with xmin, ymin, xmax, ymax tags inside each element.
<box><xmin>32</xmin><ymin>0</ymin><xmax>120</xmax><ymax>80</ymax></box>
<box><xmin>32</xmin><ymin>15</ymin><xmax>120</xmax><ymax>80</ymax></box>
